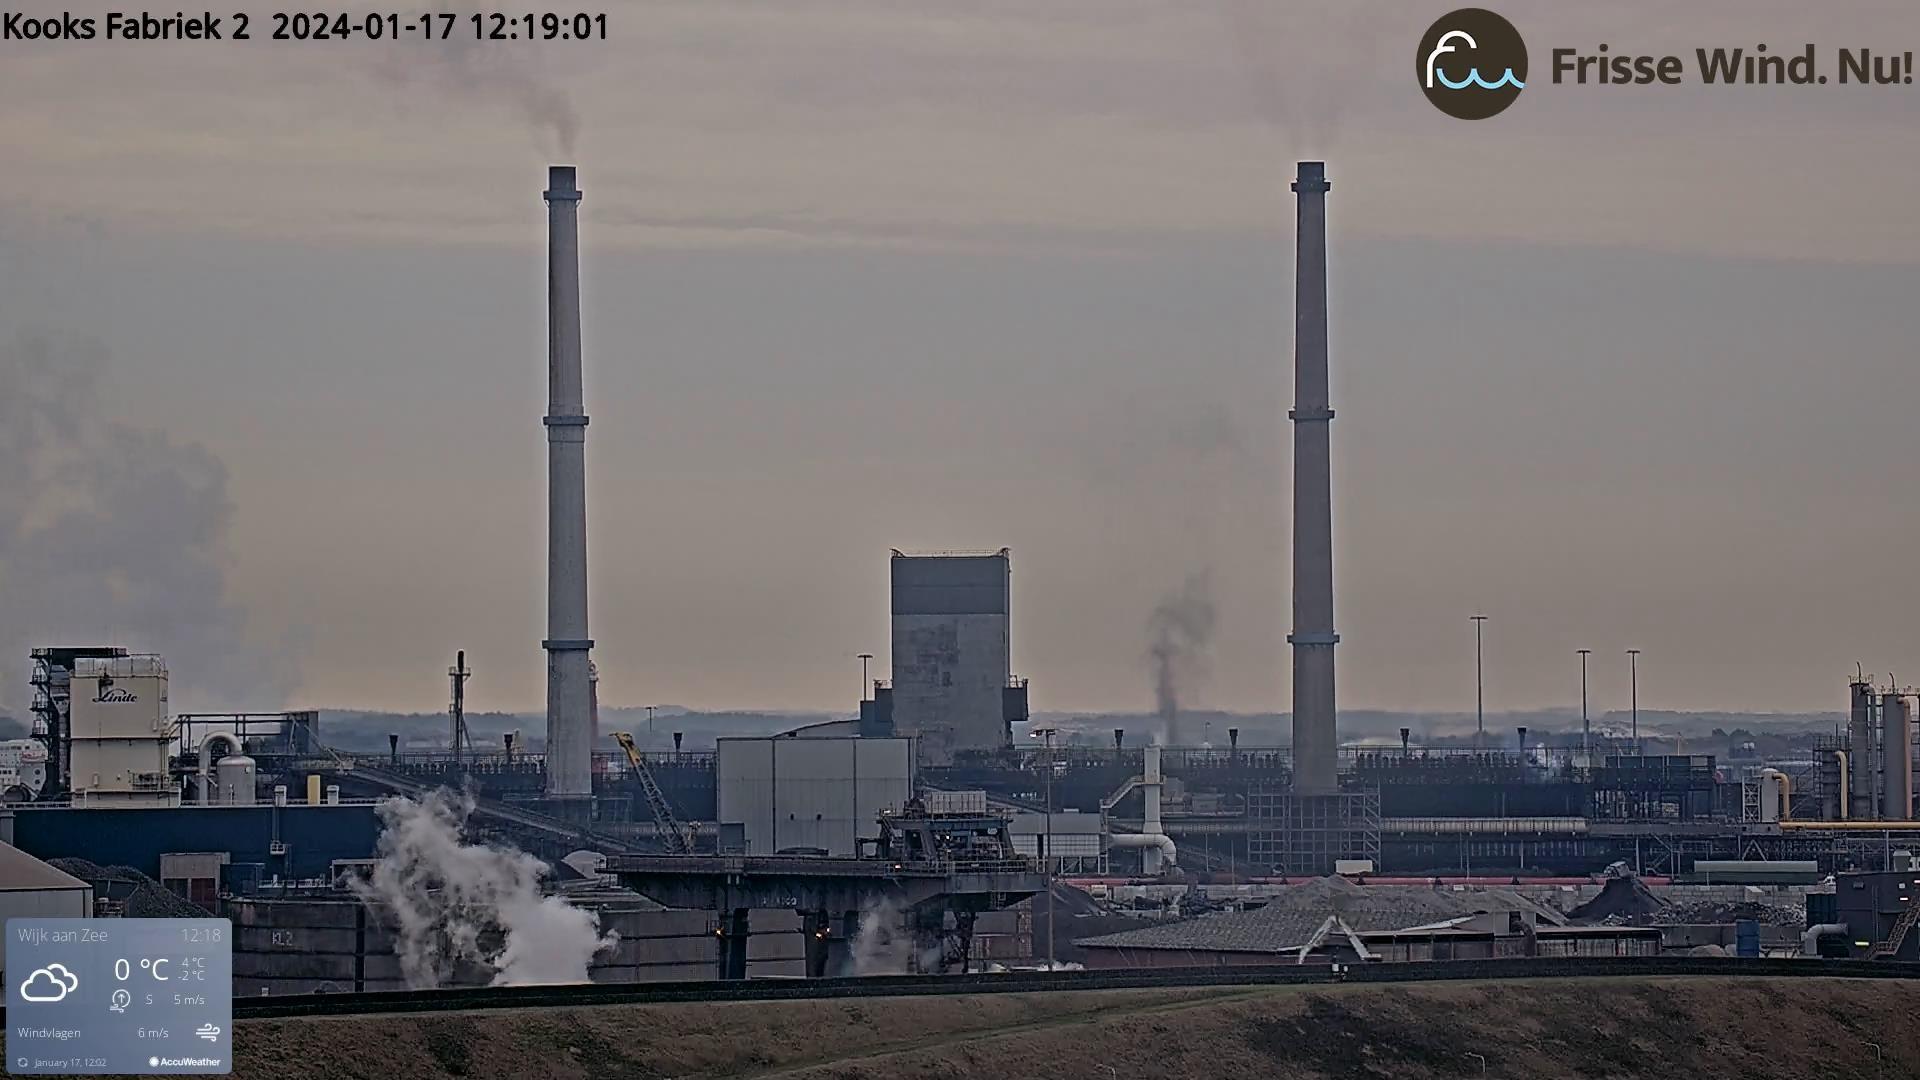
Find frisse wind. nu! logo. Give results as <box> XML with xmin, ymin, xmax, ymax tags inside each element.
<box><xmin>1419</xmin><ymin>9</ymin><xmax>1528</xmax><ymax>119</ymax></box>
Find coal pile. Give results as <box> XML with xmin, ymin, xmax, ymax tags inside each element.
<box><xmin>48</xmin><ymin>858</ymin><xmax>208</xmax><ymax>918</ymax></box>
<box><xmin>1569</xmin><ymin>876</ymin><xmax>1666</xmax><ymax>922</ymax></box>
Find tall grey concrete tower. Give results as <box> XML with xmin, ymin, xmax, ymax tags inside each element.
<box><xmin>542</xmin><ymin>165</ymin><xmax>593</xmax><ymax>806</ymax></box>
<box><xmin>1288</xmin><ymin>161</ymin><xmax>1338</xmax><ymax>796</ymax></box>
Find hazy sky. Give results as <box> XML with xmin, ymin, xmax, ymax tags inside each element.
<box><xmin>3</xmin><ymin>1</ymin><xmax>1918</xmax><ymax>718</ymax></box>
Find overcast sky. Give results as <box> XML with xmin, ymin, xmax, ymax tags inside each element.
<box><xmin>2</xmin><ymin>0</ymin><xmax>1917</xmax><ymax>718</ymax></box>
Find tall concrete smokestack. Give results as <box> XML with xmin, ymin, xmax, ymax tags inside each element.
<box><xmin>542</xmin><ymin>164</ymin><xmax>593</xmax><ymax>808</ymax></box>
<box><xmin>1288</xmin><ymin>161</ymin><xmax>1338</xmax><ymax>796</ymax></box>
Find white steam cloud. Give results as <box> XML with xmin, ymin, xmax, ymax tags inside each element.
<box><xmin>849</xmin><ymin>898</ymin><xmax>911</xmax><ymax>976</ymax></box>
<box><xmin>0</xmin><ymin>330</ymin><xmax>296</xmax><ymax>714</ymax></box>
<box><xmin>350</xmin><ymin>790</ymin><xmax>616</xmax><ymax>987</ymax></box>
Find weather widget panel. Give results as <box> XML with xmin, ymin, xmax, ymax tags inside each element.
<box><xmin>7</xmin><ymin>918</ymin><xmax>232</xmax><ymax>1074</ymax></box>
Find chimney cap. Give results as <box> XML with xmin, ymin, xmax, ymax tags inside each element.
<box><xmin>544</xmin><ymin>164</ymin><xmax>582</xmax><ymax>203</ymax></box>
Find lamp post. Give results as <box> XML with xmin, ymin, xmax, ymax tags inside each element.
<box><xmin>1627</xmin><ymin>649</ymin><xmax>1641</xmax><ymax>754</ymax></box>
<box><xmin>1029</xmin><ymin>725</ymin><xmax>1058</xmax><ymax>970</ymax></box>
<box><xmin>1471</xmin><ymin>615</ymin><xmax>1489</xmax><ymax>751</ymax></box>
<box><xmin>1577</xmin><ymin>649</ymin><xmax>1593</xmax><ymax>762</ymax></box>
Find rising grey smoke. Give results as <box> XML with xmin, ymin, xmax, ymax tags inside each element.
<box><xmin>369</xmin><ymin>10</ymin><xmax>580</xmax><ymax>155</ymax></box>
<box><xmin>1213</xmin><ymin>2</ymin><xmax>1400</xmax><ymax>150</ymax></box>
<box><xmin>350</xmin><ymin>790</ymin><xmax>616</xmax><ymax>987</ymax></box>
<box><xmin>1148</xmin><ymin>572</ymin><xmax>1217</xmax><ymax>746</ymax></box>
<box><xmin>0</xmin><ymin>331</ymin><xmax>293</xmax><ymax>712</ymax></box>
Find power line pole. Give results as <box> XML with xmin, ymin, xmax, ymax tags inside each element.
<box><xmin>1471</xmin><ymin>615</ymin><xmax>1488</xmax><ymax>751</ymax></box>
<box><xmin>1627</xmin><ymin>649</ymin><xmax>1641</xmax><ymax>754</ymax></box>
<box><xmin>1577</xmin><ymin>648</ymin><xmax>1592</xmax><ymax>763</ymax></box>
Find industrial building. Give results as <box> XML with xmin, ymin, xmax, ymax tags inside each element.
<box><xmin>12</xmin><ymin>158</ymin><xmax>1920</xmax><ymax>995</ymax></box>
<box><xmin>0</xmin><ymin>842</ymin><xmax>94</xmax><ymax>967</ymax></box>
<box><xmin>889</xmin><ymin>549</ymin><xmax>1027</xmax><ymax>763</ymax></box>
<box><xmin>1076</xmin><ymin>876</ymin><xmax>1659</xmax><ymax>966</ymax></box>
<box><xmin>29</xmin><ymin>647</ymin><xmax>176</xmax><ymax>805</ymax></box>
<box><xmin>715</xmin><ymin>732</ymin><xmax>915</xmax><ymax>856</ymax></box>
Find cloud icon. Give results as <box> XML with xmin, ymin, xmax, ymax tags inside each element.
<box><xmin>20</xmin><ymin>963</ymin><xmax>78</xmax><ymax>1003</ymax></box>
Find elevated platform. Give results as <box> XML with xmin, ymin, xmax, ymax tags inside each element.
<box><xmin>607</xmin><ymin>853</ymin><xmax>1042</xmax><ymax>912</ymax></box>
<box><xmin>609</xmin><ymin>809</ymin><xmax>1045</xmax><ymax>978</ymax></box>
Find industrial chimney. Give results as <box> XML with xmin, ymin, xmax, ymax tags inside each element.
<box><xmin>542</xmin><ymin>165</ymin><xmax>593</xmax><ymax>810</ymax></box>
<box><xmin>1289</xmin><ymin>161</ymin><xmax>1338</xmax><ymax>796</ymax></box>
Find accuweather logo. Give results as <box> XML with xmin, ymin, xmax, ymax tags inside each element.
<box><xmin>1419</xmin><ymin>9</ymin><xmax>1528</xmax><ymax>119</ymax></box>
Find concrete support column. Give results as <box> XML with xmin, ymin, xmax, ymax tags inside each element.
<box><xmin>803</xmin><ymin>910</ymin><xmax>856</xmax><ymax>977</ymax></box>
<box><xmin>717</xmin><ymin>907</ymin><xmax>750</xmax><ymax>980</ymax></box>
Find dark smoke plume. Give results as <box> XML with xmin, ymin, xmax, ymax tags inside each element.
<box><xmin>1148</xmin><ymin>572</ymin><xmax>1217</xmax><ymax>746</ymax></box>
<box><xmin>0</xmin><ymin>331</ymin><xmax>295</xmax><ymax>711</ymax></box>
<box><xmin>369</xmin><ymin>9</ymin><xmax>581</xmax><ymax>156</ymax></box>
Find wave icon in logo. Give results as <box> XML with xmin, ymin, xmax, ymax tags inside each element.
<box><xmin>1426</xmin><ymin>31</ymin><xmax>1525</xmax><ymax>89</ymax></box>
<box><xmin>1417</xmin><ymin>9</ymin><xmax>1528</xmax><ymax>119</ymax></box>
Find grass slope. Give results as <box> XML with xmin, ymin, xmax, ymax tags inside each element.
<box><xmin>235</xmin><ymin>977</ymin><xmax>1920</xmax><ymax>1079</ymax></box>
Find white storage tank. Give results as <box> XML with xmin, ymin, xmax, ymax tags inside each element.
<box><xmin>217</xmin><ymin>755</ymin><xmax>257</xmax><ymax>806</ymax></box>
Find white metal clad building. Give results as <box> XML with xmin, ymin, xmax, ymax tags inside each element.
<box><xmin>68</xmin><ymin>654</ymin><xmax>176</xmax><ymax>805</ymax></box>
<box><xmin>0</xmin><ymin>843</ymin><xmax>94</xmax><ymax>977</ymax></box>
<box><xmin>716</xmin><ymin>736</ymin><xmax>914</xmax><ymax>856</ymax></box>
<box><xmin>1009</xmin><ymin>812</ymin><xmax>1106</xmax><ymax>872</ymax></box>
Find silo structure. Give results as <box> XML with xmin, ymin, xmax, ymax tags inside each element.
<box><xmin>1884</xmin><ymin>692</ymin><xmax>1912</xmax><ymax>821</ymax></box>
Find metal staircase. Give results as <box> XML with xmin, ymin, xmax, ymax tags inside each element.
<box><xmin>1869</xmin><ymin>896</ymin><xmax>1920</xmax><ymax>960</ymax></box>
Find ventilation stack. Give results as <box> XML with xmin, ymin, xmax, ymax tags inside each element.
<box><xmin>1885</xmin><ymin>692</ymin><xmax>1912</xmax><ymax>821</ymax></box>
<box><xmin>1288</xmin><ymin>161</ymin><xmax>1338</xmax><ymax>796</ymax></box>
<box><xmin>542</xmin><ymin>165</ymin><xmax>593</xmax><ymax>809</ymax></box>
<box><xmin>1850</xmin><ymin>680</ymin><xmax>1877</xmax><ymax>821</ymax></box>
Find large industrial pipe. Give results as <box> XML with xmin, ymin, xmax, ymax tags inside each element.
<box><xmin>1110</xmin><ymin>831</ymin><xmax>1178</xmax><ymax>868</ymax></box>
<box><xmin>196</xmin><ymin>732</ymin><xmax>241</xmax><ymax>804</ymax></box>
<box><xmin>542</xmin><ymin>164</ymin><xmax>594</xmax><ymax>806</ymax></box>
<box><xmin>1804</xmin><ymin>923</ymin><xmax>1848</xmax><ymax>957</ymax></box>
<box><xmin>1288</xmin><ymin>160</ymin><xmax>1338</xmax><ymax>796</ymax></box>
<box><xmin>1835</xmin><ymin>750</ymin><xmax>1850</xmax><ymax>820</ymax></box>
<box><xmin>1139</xmin><ymin>745</ymin><xmax>1172</xmax><ymax>874</ymax></box>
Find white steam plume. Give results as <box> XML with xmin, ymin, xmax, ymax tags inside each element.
<box><xmin>849</xmin><ymin>898</ymin><xmax>909</xmax><ymax>976</ymax></box>
<box><xmin>1148</xmin><ymin>571</ymin><xmax>1217</xmax><ymax>746</ymax></box>
<box><xmin>350</xmin><ymin>790</ymin><xmax>616</xmax><ymax>987</ymax></box>
<box><xmin>0</xmin><ymin>330</ymin><xmax>297</xmax><ymax>713</ymax></box>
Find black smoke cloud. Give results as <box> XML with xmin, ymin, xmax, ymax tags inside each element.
<box><xmin>1148</xmin><ymin>570</ymin><xmax>1217</xmax><ymax>746</ymax></box>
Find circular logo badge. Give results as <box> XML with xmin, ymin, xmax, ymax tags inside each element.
<box><xmin>1417</xmin><ymin>9</ymin><xmax>1527</xmax><ymax>119</ymax></box>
